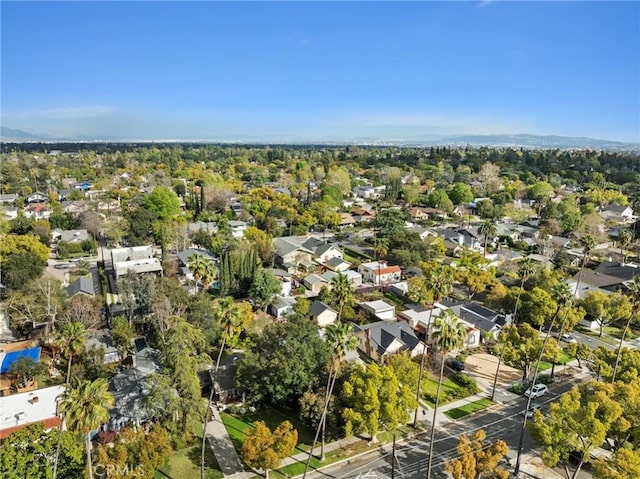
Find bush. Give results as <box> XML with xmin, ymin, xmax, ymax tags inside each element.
<box><xmin>451</xmin><ymin>373</ymin><xmax>479</xmax><ymax>395</ymax></box>
<box><xmin>536</xmin><ymin>374</ymin><xmax>554</xmax><ymax>385</ymax></box>
<box><xmin>508</xmin><ymin>382</ymin><xmax>525</xmax><ymax>395</ymax></box>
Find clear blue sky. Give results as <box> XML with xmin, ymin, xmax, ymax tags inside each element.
<box><xmin>2</xmin><ymin>1</ymin><xmax>639</xmax><ymax>142</ymax></box>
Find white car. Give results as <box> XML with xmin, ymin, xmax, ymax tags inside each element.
<box><xmin>524</xmin><ymin>383</ymin><xmax>548</xmax><ymax>399</ymax></box>
<box><xmin>560</xmin><ymin>334</ymin><xmax>577</xmax><ymax>344</ymax></box>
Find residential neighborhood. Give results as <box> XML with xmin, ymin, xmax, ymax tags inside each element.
<box><xmin>1</xmin><ymin>142</ymin><xmax>639</xmax><ymax>479</ymax></box>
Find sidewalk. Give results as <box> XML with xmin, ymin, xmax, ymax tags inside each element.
<box><xmin>204</xmin><ymin>406</ymin><xmax>246</xmax><ymax>477</ymax></box>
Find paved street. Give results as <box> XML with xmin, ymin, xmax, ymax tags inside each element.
<box><xmin>306</xmin><ymin>373</ymin><xmax>593</xmax><ymax>479</ymax></box>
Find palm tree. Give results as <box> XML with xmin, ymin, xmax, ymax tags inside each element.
<box><xmin>303</xmin><ymin>322</ymin><xmax>357</xmax><ymax>477</ymax></box>
<box><xmin>513</xmin><ymin>259</ymin><xmax>537</xmax><ymax>321</ymax></box>
<box><xmin>412</xmin><ymin>263</ymin><xmax>455</xmax><ymax>427</ymax></box>
<box><xmin>55</xmin><ymin>321</ymin><xmax>87</xmax><ymax>386</ymax></box>
<box><xmin>200</xmin><ymin>259</ymin><xmax>217</xmax><ymax>292</ymax></box>
<box><xmin>618</xmin><ymin>229</ymin><xmax>632</xmax><ymax>264</ymax></box>
<box><xmin>188</xmin><ymin>253</ymin><xmax>209</xmax><ymax>294</ymax></box>
<box><xmin>573</xmin><ymin>234</ymin><xmax>596</xmax><ymax>297</ymax></box>
<box><xmin>52</xmin><ymin>321</ymin><xmax>87</xmax><ymax>479</ymax></box>
<box><xmin>202</xmin><ymin>297</ymin><xmax>242</xmax><ymax>479</ymax></box>
<box><xmin>57</xmin><ymin>378</ymin><xmax>114</xmax><ymax>479</ymax></box>
<box><xmin>612</xmin><ymin>277</ymin><xmax>640</xmax><ymax>383</ymax></box>
<box><xmin>478</xmin><ymin>220</ymin><xmax>497</xmax><ymax>258</ymax></box>
<box><xmin>426</xmin><ymin>310</ymin><xmax>467</xmax><ymax>479</ymax></box>
<box><xmin>329</xmin><ymin>273</ymin><xmax>355</xmax><ymax>321</ymax></box>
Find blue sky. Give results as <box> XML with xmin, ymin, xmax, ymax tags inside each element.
<box><xmin>2</xmin><ymin>1</ymin><xmax>639</xmax><ymax>142</ymax></box>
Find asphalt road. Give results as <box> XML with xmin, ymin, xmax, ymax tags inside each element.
<box><xmin>307</xmin><ymin>375</ymin><xmax>592</xmax><ymax>479</ymax></box>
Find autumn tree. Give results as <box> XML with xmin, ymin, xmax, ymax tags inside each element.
<box><xmin>581</xmin><ymin>291</ymin><xmax>632</xmax><ymax>338</ymax></box>
<box><xmin>241</xmin><ymin>421</ymin><xmax>298</xmax><ymax>479</ymax></box>
<box><xmin>592</xmin><ymin>448</ymin><xmax>640</xmax><ymax>479</ymax></box>
<box><xmin>445</xmin><ymin>429</ymin><xmax>509</xmax><ymax>479</ymax></box>
<box><xmin>499</xmin><ymin>323</ymin><xmax>546</xmax><ymax>385</ymax></box>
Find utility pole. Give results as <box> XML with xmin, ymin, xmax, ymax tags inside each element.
<box><xmin>391</xmin><ymin>434</ymin><xmax>396</xmax><ymax>479</ymax></box>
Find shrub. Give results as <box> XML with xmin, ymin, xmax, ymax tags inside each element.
<box><xmin>536</xmin><ymin>374</ymin><xmax>554</xmax><ymax>385</ymax></box>
<box><xmin>508</xmin><ymin>382</ymin><xmax>525</xmax><ymax>395</ymax></box>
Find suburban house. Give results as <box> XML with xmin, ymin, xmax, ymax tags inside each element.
<box><xmin>110</xmin><ymin>246</ymin><xmax>163</xmax><ymax>278</ymax></box>
<box><xmin>598</xmin><ymin>204</ymin><xmax>635</xmax><ymax>224</ymax></box>
<box><xmin>309</xmin><ymin>301</ymin><xmax>338</xmax><ymax>327</ymax></box>
<box><xmin>24</xmin><ymin>203</ymin><xmax>52</xmax><ymax>220</ymax></box>
<box><xmin>273</xmin><ymin>235</ymin><xmax>343</xmax><ymax>273</ymax></box>
<box><xmin>447</xmin><ymin>301</ymin><xmax>509</xmax><ymax>341</ymax></box>
<box><xmin>358</xmin><ymin>260</ymin><xmax>402</xmax><ymax>285</ymax></box>
<box><xmin>0</xmin><ymin>193</ymin><xmax>19</xmax><ymax>205</ymax></box>
<box><xmin>175</xmin><ymin>248</ymin><xmax>216</xmax><ymax>279</ymax></box>
<box><xmin>0</xmin><ymin>385</ymin><xmax>65</xmax><ymax>439</ymax></box>
<box><xmin>351</xmin><ymin>207</ymin><xmax>376</xmax><ymax>223</ymax></box>
<box><xmin>60</xmin><ymin>200</ymin><xmax>88</xmax><ymax>215</ymax></box>
<box><xmin>107</xmin><ymin>343</ymin><xmax>161</xmax><ymax>431</ymax></box>
<box><xmin>66</xmin><ymin>276</ymin><xmax>98</xmax><ymax>298</ymax></box>
<box><xmin>228</xmin><ymin>220</ymin><xmax>248</xmax><ymax>239</ymax></box>
<box><xmin>52</xmin><ymin>228</ymin><xmax>91</xmax><ymax>244</ymax></box>
<box><xmin>25</xmin><ymin>191</ymin><xmax>48</xmax><ymax>204</ymax></box>
<box><xmin>269</xmin><ymin>269</ymin><xmax>293</xmax><ymax>297</ymax></box>
<box><xmin>303</xmin><ymin>273</ymin><xmax>330</xmax><ymax>294</ymax></box>
<box><xmin>398</xmin><ymin>304</ymin><xmax>481</xmax><ymax>349</ymax></box>
<box><xmin>268</xmin><ymin>296</ymin><xmax>297</xmax><ymax>319</ymax></box>
<box><xmin>338</xmin><ymin>213</ymin><xmax>356</xmax><ymax>228</ymax></box>
<box><xmin>568</xmin><ymin>261</ymin><xmax>640</xmax><ymax>296</ymax></box>
<box><xmin>324</xmin><ymin>257</ymin><xmax>351</xmax><ymax>273</ymax></box>
<box><xmin>85</xmin><ymin>330</ymin><xmax>120</xmax><ymax>364</ymax></box>
<box><xmin>352</xmin><ymin>184</ymin><xmax>386</xmax><ymax>200</ymax></box>
<box><xmin>343</xmin><ymin>270</ymin><xmax>363</xmax><ymax>286</ymax></box>
<box><xmin>353</xmin><ymin>321</ymin><xmax>425</xmax><ymax>363</ymax></box>
<box><xmin>360</xmin><ymin>300</ymin><xmax>396</xmax><ymax>321</ymax></box>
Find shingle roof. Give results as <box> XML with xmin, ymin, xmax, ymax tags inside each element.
<box><xmin>66</xmin><ymin>276</ymin><xmax>96</xmax><ymax>297</ymax></box>
<box><xmin>354</xmin><ymin>321</ymin><xmax>420</xmax><ymax>356</ymax></box>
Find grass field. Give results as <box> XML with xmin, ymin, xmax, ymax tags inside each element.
<box><xmin>422</xmin><ymin>376</ymin><xmax>473</xmax><ymax>407</ymax></box>
<box><xmin>155</xmin><ymin>443</ymin><xmax>222</xmax><ymax>479</ymax></box>
<box><xmin>444</xmin><ymin>398</ymin><xmax>494</xmax><ymax>420</ymax></box>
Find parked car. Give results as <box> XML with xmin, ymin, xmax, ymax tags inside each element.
<box><xmin>521</xmin><ymin>403</ymin><xmax>542</xmax><ymax>419</ymax></box>
<box><xmin>446</xmin><ymin>358</ymin><xmax>465</xmax><ymax>372</ymax></box>
<box><xmin>559</xmin><ymin>334</ymin><xmax>577</xmax><ymax>344</ymax></box>
<box><xmin>524</xmin><ymin>383</ymin><xmax>548</xmax><ymax>399</ymax></box>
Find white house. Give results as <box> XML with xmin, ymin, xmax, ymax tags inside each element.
<box><xmin>269</xmin><ymin>296</ymin><xmax>297</xmax><ymax>319</ymax></box>
<box><xmin>0</xmin><ymin>385</ymin><xmax>65</xmax><ymax>439</ymax></box>
<box><xmin>309</xmin><ymin>301</ymin><xmax>338</xmax><ymax>327</ymax></box>
<box><xmin>360</xmin><ymin>300</ymin><xmax>396</xmax><ymax>321</ymax></box>
<box><xmin>228</xmin><ymin>220</ymin><xmax>248</xmax><ymax>239</ymax></box>
<box><xmin>358</xmin><ymin>260</ymin><xmax>402</xmax><ymax>284</ymax></box>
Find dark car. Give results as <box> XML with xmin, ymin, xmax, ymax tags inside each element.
<box><xmin>447</xmin><ymin>358</ymin><xmax>465</xmax><ymax>371</ymax></box>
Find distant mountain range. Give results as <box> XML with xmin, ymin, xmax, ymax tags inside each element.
<box><xmin>1</xmin><ymin>126</ymin><xmax>638</xmax><ymax>150</ymax></box>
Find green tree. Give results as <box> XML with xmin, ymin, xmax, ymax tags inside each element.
<box><xmin>445</xmin><ymin>429</ymin><xmax>510</xmax><ymax>479</ymax></box>
<box><xmin>582</xmin><ymin>291</ymin><xmax>633</xmax><ymax>338</ymax></box>
<box><xmin>7</xmin><ymin>356</ymin><xmax>46</xmax><ymax>389</ymax></box>
<box><xmin>58</xmin><ymin>378</ymin><xmax>114</xmax><ymax>479</ymax></box>
<box><xmin>448</xmin><ymin>183</ymin><xmax>474</xmax><ymax>206</ymax></box>
<box><xmin>478</xmin><ymin>220</ymin><xmax>497</xmax><ymax>257</ymax></box>
<box><xmin>612</xmin><ymin>277</ymin><xmax>640</xmax><ymax>382</ymax></box>
<box><xmin>241</xmin><ymin>421</ymin><xmax>298</xmax><ymax>479</ymax></box>
<box><xmin>249</xmin><ymin>268</ymin><xmax>281</xmax><ymax>311</ymax></box>
<box><xmin>0</xmin><ymin>424</ymin><xmax>85</xmax><ymax>479</ymax></box>
<box><xmin>518</xmin><ymin>287</ymin><xmax>557</xmax><ymax>331</ymax></box>
<box><xmin>530</xmin><ymin>382</ymin><xmax>624</xmax><ymax>479</ymax></box>
<box><xmin>328</xmin><ymin>272</ymin><xmax>355</xmax><ymax>321</ymax></box>
<box><xmin>499</xmin><ymin>323</ymin><xmax>545</xmax><ymax>385</ymax></box>
<box><xmin>592</xmin><ymin>449</ymin><xmax>640</xmax><ymax>479</ymax></box>
<box><xmin>111</xmin><ymin>317</ymin><xmax>135</xmax><ymax>362</ymax></box>
<box><xmin>55</xmin><ymin>321</ymin><xmax>87</xmax><ymax>384</ymax></box>
<box><xmin>236</xmin><ymin>316</ymin><xmax>331</xmax><ymax>406</ymax></box>
<box><xmin>426</xmin><ymin>310</ymin><xmax>468</xmax><ymax>479</ymax></box>
<box><xmin>143</xmin><ymin>186</ymin><xmax>182</xmax><ymax>221</ymax></box>
<box><xmin>427</xmin><ymin>188</ymin><xmax>454</xmax><ymax>212</ymax></box>
<box><xmin>188</xmin><ymin>253</ymin><xmax>216</xmax><ymax>294</ymax></box>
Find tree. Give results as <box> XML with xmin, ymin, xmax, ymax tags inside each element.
<box><xmin>617</xmin><ymin>228</ymin><xmax>632</xmax><ymax>263</ymax></box>
<box><xmin>55</xmin><ymin>321</ymin><xmax>87</xmax><ymax>384</ymax></box>
<box><xmin>328</xmin><ymin>273</ymin><xmax>355</xmax><ymax>321</ymax></box>
<box><xmin>111</xmin><ymin>317</ymin><xmax>135</xmax><ymax>362</ymax></box>
<box><xmin>188</xmin><ymin>253</ymin><xmax>216</xmax><ymax>294</ymax></box>
<box><xmin>143</xmin><ymin>186</ymin><xmax>181</xmax><ymax>221</ymax></box>
<box><xmin>499</xmin><ymin>323</ymin><xmax>545</xmax><ymax>385</ymax></box>
<box><xmin>530</xmin><ymin>382</ymin><xmax>625</xmax><ymax>479</ymax></box>
<box><xmin>582</xmin><ymin>291</ymin><xmax>632</xmax><ymax>338</ymax></box>
<box><xmin>0</xmin><ymin>233</ymin><xmax>50</xmax><ymax>263</ymax></box>
<box><xmin>0</xmin><ymin>424</ymin><xmax>85</xmax><ymax>479</ymax></box>
<box><xmin>0</xmin><ymin>250</ymin><xmax>46</xmax><ymax>291</ymax></box>
<box><xmin>236</xmin><ymin>316</ymin><xmax>331</xmax><ymax>406</ymax></box>
<box><xmin>8</xmin><ymin>356</ymin><xmax>46</xmax><ymax>389</ymax></box>
<box><xmin>426</xmin><ymin>310</ymin><xmax>468</xmax><ymax>479</ymax></box>
<box><xmin>613</xmin><ymin>276</ymin><xmax>640</xmax><ymax>382</ymax></box>
<box><xmin>573</xmin><ymin>234</ymin><xmax>596</xmax><ymax>296</ymax></box>
<box><xmin>445</xmin><ymin>429</ymin><xmax>510</xmax><ymax>479</ymax></box>
<box><xmin>241</xmin><ymin>421</ymin><xmax>298</xmax><ymax>479</ymax></box>
<box><xmin>95</xmin><ymin>425</ymin><xmax>172</xmax><ymax>479</ymax></box>
<box><xmin>478</xmin><ymin>220</ymin><xmax>497</xmax><ymax>258</ymax></box>
<box><xmin>427</xmin><ymin>189</ymin><xmax>454</xmax><ymax>212</ymax></box>
<box><xmin>63</xmin><ymin>294</ymin><xmax>102</xmax><ymax>330</ymax></box>
<box><xmin>249</xmin><ymin>268</ymin><xmax>280</xmax><ymax>311</ymax></box>
<box><xmin>58</xmin><ymin>378</ymin><xmax>114</xmax><ymax>479</ymax></box>
<box><xmin>592</xmin><ymin>449</ymin><xmax>640</xmax><ymax>479</ymax></box>
<box><xmin>448</xmin><ymin>183</ymin><xmax>474</xmax><ymax>206</ymax></box>
<box><xmin>518</xmin><ymin>287</ymin><xmax>557</xmax><ymax>331</ymax></box>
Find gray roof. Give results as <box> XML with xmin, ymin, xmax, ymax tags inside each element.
<box><xmin>326</xmin><ymin>257</ymin><xmax>348</xmax><ymax>268</ymax></box>
<box><xmin>354</xmin><ymin>321</ymin><xmax>420</xmax><ymax>356</ymax></box>
<box><xmin>66</xmin><ymin>276</ymin><xmax>96</xmax><ymax>297</ymax></box>
<box><xmin>450</xmin><ymin>302</ymin><xmax>502</xmax><ymax>333</ymax></box>
<box><xmin>176</xmin><ymin>248</ymin><xmax>216</xmax><ymax>267</ymax></box>
<box><xmin>309</xmin><ymin>300</ymin><xmax>336</xmax><ymax>317</ymax></box>
<box><xmin>304</xmin><ymin>274</ymin><xmax>327</xmax><ymax>285</ymax></box>
<box><xmin>594</xmin><ymin>261</ymin><xmax>640</xmax><ymax>282</ymax></box>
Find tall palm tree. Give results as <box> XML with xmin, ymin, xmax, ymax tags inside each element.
<box><xmin>412</xmin><ymin>263</ymin><xmax>455</xmax><ymax>427</ymax></box>
<box><xmin>329</xmin><ymin>273</ymin><xmax>355</xmax><ymax>321</ymax></box>
<box><xmin>303</xmin><ymin>322</ymin><xmax>357</xmax><ymax>477</ymax></box>
<box><xmin>618</xmin><ymin>229</ymin><xmax>632</xmax><ymax>264</ymax></box>
<box><xmin>478</xmin><ymin>220</ymin><xmax>497</xmax><ymax>258</ymax></box>
<box><xmin>200</xmin><ymin>259</ymin><xmax>217</xmax><ymax>292</ymax></box>
<box><xmin>52</xmin><ymin>321</ymin><xmax>87</xmax><ymax>479</ymax></box>
<box><xmin>573</xmin><ymin>234</ymin><xmax>596</xmax><ymax>297</ymax></box>
<box><xmin>202</xmin><ymin>297</ymin><xmax>242</xmax><ymax>479</ymax></box>
<box><xmin>612</xmin><ymin>276</ymin><xmax>640</xmax><ymax>383</ymax></box>
<box><xmin>426</xmin><ymin>310</ymin><xmax>467</xmax><ymax>479</ymax></box>
<box><xmin>188</xmin><ymin>253</ymin><xmax>209</xmax><ymax>294</ymax></box>
<box><xmin>548</xmin><ymin>282</ymin><xmax>575</xmax><ymax>379</ymax></box>
<box><xmin>55</xmin><ymin>321</ymin><xmax>87</xmax><ymax>384</ymax></box>
<box><xmin>57</xmin><ymin>378</ymin><xmax>114</xmax><ymax>479</ymax></box>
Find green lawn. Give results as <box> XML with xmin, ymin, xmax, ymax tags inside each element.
<box><xmin>422</xmin><ymin>377</ymin><xmax>470</xmax><ymax>407</ymax></box>
<box><xmin>220</xmin><ymin>406</ymin><xmax>316</xmax><ymax>455</ymax></box>
<box><xmin>444</xmin><ymin>398</ymin><xmax>494</xmax><ymax>420</ymax></box>
<box><xmin>537</xmin><ymin>351</ymin><xmax>574</xmax><ymax>371</ymax></box>
<box><xmin>155</xmin><ymin>445</ymin><xmax>222</xmax><ymax>479</ymax></box>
